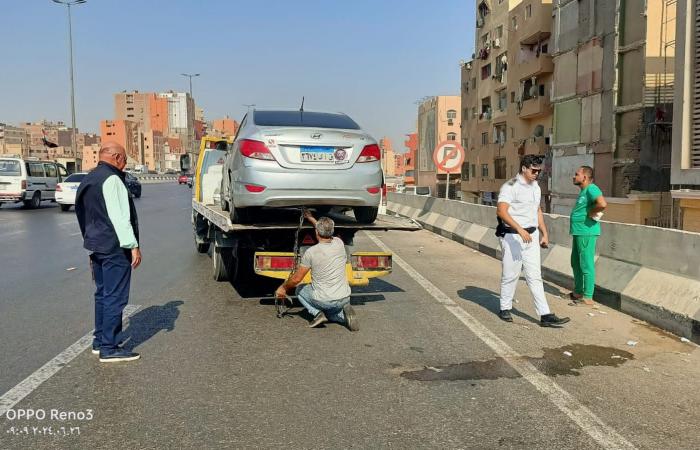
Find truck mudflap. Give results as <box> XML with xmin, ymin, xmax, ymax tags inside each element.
<box><xmin>253</xmin><ymin>251</ymin><xmax>392</xmax><ymax>287</ymax></box>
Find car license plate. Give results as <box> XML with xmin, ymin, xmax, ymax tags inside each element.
<box><xmin>300</xmin><ymin>146</ymin><xmax>334</xmax><ymax>163</ymax></box>
<box><xmin>70</xmin><ymin>186</ymin><xmax>78</xmax><ymax>191</ymax></box>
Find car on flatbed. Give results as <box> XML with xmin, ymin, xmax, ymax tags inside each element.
<box><xmin>219</xmin><ymin>109</ymin><xmax>383</xmax><ymax>224</ymax></box>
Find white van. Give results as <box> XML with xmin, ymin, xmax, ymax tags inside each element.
<box><xmin>0</xmin><ymin>157</ymin><xmax>68</xmax><ymax>209</ymax></box>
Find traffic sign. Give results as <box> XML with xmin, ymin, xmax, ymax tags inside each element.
<box><xmin>432</xmin><ymin>141</ymin><xmax>465</xmax><ymax>174</ymax></box>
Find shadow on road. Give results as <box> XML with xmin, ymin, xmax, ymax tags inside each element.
<box><xmin>124</xmin><ymin>300</ymin><xmax>184</xmax><ymax>350</ymax></box>
<box><xmin>457</xmin><ymin>285</ymin><xmax>539</xmax><ymax>324</ymax></box>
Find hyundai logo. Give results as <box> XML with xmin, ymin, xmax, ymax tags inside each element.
<box><xmin>310</xmin><ymin>133</ymin><xmax>322</xmax><ymax>139</ymax></box>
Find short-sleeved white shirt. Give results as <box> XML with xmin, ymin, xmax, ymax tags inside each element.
<box><xmin>497</xmin><ymin>175</ymin><xmax>541</xmax><ymax>228</ymax></box>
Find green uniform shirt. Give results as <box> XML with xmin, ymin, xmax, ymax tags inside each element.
<box><xmin>570</xmin><ymin>183</ymin><xmax>603</xmax><ymax>236</ymax></box>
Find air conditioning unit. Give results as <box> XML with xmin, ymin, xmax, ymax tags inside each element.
<box><xmin>466</xmin><ymin>62</ymin><xmax>472</xmax><ymax>70</ymax></box>
<box><xmin>493</xmin><ymin>38</ymin><xmax>501</xmax><ymax>48</ymax></box>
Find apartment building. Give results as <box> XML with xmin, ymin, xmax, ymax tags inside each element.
<box><xmin>114</xmin><ymin>91</ymin><xmax>170</xmax><ymax>135</ymax></box>
<box><xmin>0</xmin><ymin>123</ymin><xmax>30</xmax><ymax>156</ymax></box>
<box><xmin>210</xmin><ymin>117</ymin><xmax>239</xmax><ymax>138</ymax></box>
<box><xmin>379</xmin><ymin>137</ymin><xmax>396</xmax><ymax>177</ymax></box>
<box><xmin>82</xmin><ymin>143</ymin><xmax>101</xmax><ymax>171</ymax></box>
<box><xmin>461</xmin><ymin>0</ymin><xmax>553</xmax><ymax>206</ymax></box>
<box><xmin>416</xmin><ymin>96</ymin><xmax>461</xmax><ymax>197</ymax></box>
<box><xmin>550</xmin><ymin>0</ymin><xmax>676</xmax><ymax>224</ymax></box>
<box><xmin>670</xmin><ymin>0</ymin><xmax>700</xmax><ymax>231</ymax></box>
<box><xmin>404</xmin><ymin>133</ymin><xmax>417</xmax><ymax>186</ymax></box>
<box><xmin>100</xmin><ymin>119</ymin><xmax>141</xmax><ymax>163</ymax></box>
<box><xmin>159</xmin><ymin>91</ymin><xmax>195</xmax><ymax>152</ymax></box>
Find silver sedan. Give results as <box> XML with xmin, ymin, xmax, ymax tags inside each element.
<box><xmin>220</xmin><ymin>109</ymin><xmax>383</xmax><ymax>223</ymax></box>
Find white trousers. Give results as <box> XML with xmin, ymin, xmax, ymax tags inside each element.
<box><xmin>499</xmin><ymin>230</ymin><xmax>551</xmax><ymax>317</ymax></box>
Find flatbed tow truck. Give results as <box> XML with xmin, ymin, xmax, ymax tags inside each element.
<box><xmin>188</xmin><ymin>136</ymin><xmax>421</xmax><ymax>305</ymax></box>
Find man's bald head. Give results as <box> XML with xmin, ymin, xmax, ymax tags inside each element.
<box><xmin>99</xmin><ymin>142</ymin><xmax>127</xmax><ymax>171</ymax></box>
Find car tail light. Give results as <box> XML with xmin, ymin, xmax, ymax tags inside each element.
<box><xmin>240</xmin><ymin>139</ymin><xmax>276</xmax><ymax>161</ymax></box>
<box><xmin>382</xmin><ymin>184</ymin><xmax>387</xmax><ymax>197</ymax></box>
<box><xmin>56</xmin><ymin>184</ymin><xmax>62</xmax><ymax>192</ymax></box>
<box><xmin>366</xmin><ymin>186</ymin><xmax>381</xmax><ymax>194</ymax></box>
<box><xmin>244</xmin><ymin>184</ymin><xmax>266</xmax><ymax>193</ymax></box>
<box><xmin>21</xmin><ymin>180</ymin><xmax>27</xmax><ymax>189</ymax></box>
<box><xmin>255</xmin><ymin>255</ymin><xmax>295</xmax><ymax>271</ymax></box>
<box><xmin>357</xmin><ymin>144</ymin><xmax>381</xmax><ymax>163</ymax></box>
<box><xmin>351</xmin><ymin>254</ymin><xmax>392</xmax><ymax>271</ymax></box>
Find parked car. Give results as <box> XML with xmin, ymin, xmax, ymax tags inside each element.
<box><xmin>55</xmin><ymin>172</ymin><xmax>87</xmax><ymax>211</ymax></box>
<box><xmin>0</xmin><ymin>157</ymin><xmax>68</xmax><ymax>209</ymax></box>
<box><xmin>220</xmin><ymin>109</ymin><xmax>382</xmax><ymax>224</ymax></box>
<box><xmin>125</xmin><ymin>172</ymin><xmax>142</xmax><ymax>198</ymax></box>
<box><xmin>178</xmin><ymin>174</ymin><xmax>189</xmax><ymax>185</ymax></box>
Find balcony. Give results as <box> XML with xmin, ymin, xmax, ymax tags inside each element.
<box><xmin>521</xmin><ymin>137</ymin><xmax>549</xmax><ymax>155</ymax></box>
<box><xmin>518</xmin><ymin>4</ymin><xmax>553</xmax><ymax>45</ymax></box>
<box><xmin>519</xmin><ymin>54</ymin><xmax>553</xmax><ymax>80</ymax></box>
<box><xmin>518</xmin><ymin>96</ymin><xmax>552</xmax><ymax>119</ymax></box>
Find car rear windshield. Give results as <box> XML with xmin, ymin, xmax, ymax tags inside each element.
<box><xmin>253</xmin><ymin>111</ymin><xmax>360</xmax><ymax>129</ymax></box>
<box><xmin>64</xmin><ymin>173</ymin><xmax>85</xmax><ymax>183</ymax></box>
<box><xmin>0</xmin><ymin>160</ymin><xmax>21</xmax><ymax>176</ymax></box>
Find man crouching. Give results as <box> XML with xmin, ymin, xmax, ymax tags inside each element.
<box><xmin>275</xmin><ymin>210</ymin><xmax>359</xmax><ymax>331</ymax></box>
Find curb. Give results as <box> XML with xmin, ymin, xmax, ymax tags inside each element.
<box><xmin>387</xmin><ymin>197</ymin><xmax>700</xmax><ymax>344</ymax></box>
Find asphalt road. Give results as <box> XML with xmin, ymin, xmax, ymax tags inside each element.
<box><xmin>1</xmin><ymin>184</ymin><xmax>698</xmax><ymax>449</ymax></box>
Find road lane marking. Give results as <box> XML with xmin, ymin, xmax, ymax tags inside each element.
<box><xmin>0</xmin><ymin>304</ymin><xmax>141</xmax><ymax>417</ymax></box>
<box><xmin>0</xmin><ymin>229</ymin><xmax>26</xmax><ymax>238</ymax></box>
<box><xmin>365</xmin><ymin>232</ymin><xmax>637</xmax><ymax>450</ymax></box>
<box><xmin>70</xmin><ymin>231</ymin><xmax>82</xmax><ymax>236</ymax></box>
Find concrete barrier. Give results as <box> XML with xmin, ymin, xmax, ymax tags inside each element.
<box><xmin>387</xmin><ymin>193</ymin><xmax>700</xmax><ymax>343</ymax></box>
<box><xmin>134</xmin><ymin>175</ymin><xmax>178</xmax><ymax>184</ymax></box>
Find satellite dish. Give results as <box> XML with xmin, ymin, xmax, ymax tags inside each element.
<box><xmin>534</xmin><ymin>125</ymin><xmax>545</xmax><ymax>137</ymax></box>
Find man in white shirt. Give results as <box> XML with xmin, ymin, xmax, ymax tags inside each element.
<box><xmin>275</xmin><ymin>211</ymin><xmax>358</xmax><ymax>331</ymax></box>
<box><xmin>496</xmin><ymin>155</ymin><xmax>569</xmax><ymax>327</ymax></box>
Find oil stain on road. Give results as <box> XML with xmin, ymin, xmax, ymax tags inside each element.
<box><xmin>400</xmin><ymin>344</ymin><xmax>634</xmax><ymax>381</ymax></box>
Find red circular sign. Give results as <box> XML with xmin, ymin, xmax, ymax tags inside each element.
<box><xmin>432</xmin><ymin>141</ymin><xmax>465</xmax><ymax>174</ymax></box>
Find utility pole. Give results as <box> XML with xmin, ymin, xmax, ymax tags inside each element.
<box><xmin>52</xmin><ymin>0</ymin><xmax>86</xmax><ymax>169</ymax></box>
<box><xmin>180</xmin><ymin>73</ymin><xmax>200</xmax><ymax>99</ymax></box>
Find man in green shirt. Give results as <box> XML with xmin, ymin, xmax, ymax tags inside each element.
<box><xmin>569</xmin><ymin>166</ymin><xmax>607</xmax><ymax>306</ymax></box>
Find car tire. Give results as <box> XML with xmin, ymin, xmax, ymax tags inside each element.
<box><xmin>211</xmin><ymin>246</ymin><xmax>230</xmax><ymax>281</ymax></box>
<box><xmin>24</xmin><ymin>192</ymin><xmax>41</xmax><ymax>209</ymax></box>
<box><xmin>353</xmin><ymin>206</ymin><xmax>378</xmax><ymax>224</ymax></box>
<box><xmin>230</xmin><ymin>206</ymin><xmax>251</xmax><ymax>224</ymax></box>
<box><xmin>59</xmin><ymin>204</ymin><xmax>71</xmax><ymax>212</ymax></box>
<box><xmin>135</xmin><ymin>190</ymin><xmax>141</xmax><ymax>199</ymax></box>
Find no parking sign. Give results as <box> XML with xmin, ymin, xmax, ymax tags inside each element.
<box><xmin>432</xmin><ymin>141</ymin><xmax>465</xmax><ymax>174</ymax></box>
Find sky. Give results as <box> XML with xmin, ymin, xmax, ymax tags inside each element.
<box><xmin>0</xmin><ymin>0</ymin><xmax>475</xmax><ymax>153</ymax></box>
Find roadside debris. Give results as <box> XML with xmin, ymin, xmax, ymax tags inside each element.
<box><xmin>563</xmin><ymin>351</ymin><xmax>573</xmax><ymax>357</ymax></box>
<box><xmin>587</xmin><ymin>312</ymin><xmax>595</xmax><ymax>317</ymax></box>
<box><xmin>66</xmin><ymin>267</ymin><xmax>76</xmax><ymax>271</ymax></box>
<box><xmin>626</xmin><ymin>340</ymin><xmax>638</xmax><ymax>347</ymax></box>
<box><xmin>680</xmin><ymin>337</ymin><xmax>691</xmax><ymax>343</ymax></box>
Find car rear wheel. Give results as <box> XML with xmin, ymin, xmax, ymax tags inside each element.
<box><xmin>24</xmin><ymin>192</ymin><xmax>41</xmax><ymax>209</ymax></box>
<box><xmin>60</xmin><ymin>204</ymin><xmax>71</xmax><ymax>212</ymax></box>
<box><xmin>353</xmin><ymin>206</ymin><xmax>378</xmax><ymax>224</ymax></box>
<box><xmin>211</xmin><ymin>246</ymin><xmax>230</xmax><ymax>281</ymax></box>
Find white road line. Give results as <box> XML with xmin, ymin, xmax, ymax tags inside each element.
<box><xmin>0</xmin><ymin>304</ymin><xmax>141</xmax><ymax>417</ymax></box>
<box><xmin>69</xmin><ymin>231</ymin><xmax>82</xmax><ymax>236</ymax></box>
<box><xmin>0</xmin><ymin>229</ymin><xmax>26</xmax><ymax>238</ymax></box>
<box><xmin>365</xmin><ymin>232</ymin><xmax>637</xmax><ymax>450</ymax></box>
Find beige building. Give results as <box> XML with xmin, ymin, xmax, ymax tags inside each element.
<box><xmin>550</xmin><ymin>0</ymin><xmax>675</xmax><ymax>225</ymax></box>
<box><xmin>0</xmin><ymin>123</ymin><xmax>30</xmax><ymax>156</ymax></box>
<box><xmin>143</xmin><ymin>130</ymin><xmax>165</xmax><ymax>172</ymax></box>
<box><xmin>461</xmin><ymin>0</ymin><xmax>553</xmax><ymax>206</ymax></box>
<box><xmin>670</xmin><ymin>0</ymin><xmax>700</xmax><ymax>232</ymax></box>
<box><xmin>379</xmin><ymin>137</ymin><xmax>396</xmax><ymax>177</ymax></box>
<box><xmin>416</xmin><ymin>96</ymin><xmax>461</xmax><ymax>197</ymax></box>
<box><xmin>82</xmin><ymin>143</ymin><xmax>101</xmax><ymax>171</ymax></box>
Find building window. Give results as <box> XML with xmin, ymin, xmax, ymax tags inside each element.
<box><xmin>496</xmin><ymin>25</ymin><xmax>503</xmax><ymax>38</ymax></box>
<box><xmin>511</xmin><ymin>92</ymin><xmax>516</xmax><ymax>103</ymax></box>
<box><xmin>126</xmin><ymin>107</ymin><xmax>134</xmax><ymax>111</ymax></box>
<box><xmin>481</xmin><ymin>63</ymin><xmax>492</xmax><ymax>80</ymax></box>
<box><xmin>447</xmin><ymin>132</ymin><xmax>457</xmax><ymax>141</ymax></box>
<box><xmin>447</xmin><ymin>110</ymin><xmax>457</xmax><ymax>119</ymax></box>
<box><xmin>471</xmin><ymin>77</ymin><xmax>477</xmax><ymax>89</ymax></box>
<box><xmin>481</xmin><ymin>132</ymin><xmax>489</xmax><ymax>145</ymax></box>
<box><xmin>461</xmin><ymin>162</ymin><xmax>470</xmax><ymax>181</ymax></box>
<box><xmin>525</xmin><ymin>4</ymin><xmax>532</xmax><ymax>19</ymax></box>
<box><xmin>481</xmin><ymin>96</ymin><xmax>492</xmax><ymax>118</ymax></box>
<box><xmin>481</xmin><ymin>164</ymin><xmax>489</xmax><ymax>177</ymax></box>
<box><xmin>512</xmin><ymin>16</ymin><xmax>517</xmax><ymax>30</ymax></box>
<box><xmin>494</xmin><ymin>123</ymin><xmax>507</xmax><ymax>145</ymax></box>
<box><xmin>498</xmin><ymin>90</ymin><xmax>508</xmax><ymax>111</ymax></box>
<box><xmin>495</xmin><ymin>158</ymin><xmax>507</xmax><ymax>179</ymax></box>
<box><xmin>471</xmin><ymin>164</ymin><xmax>476</xmax><ymax>178</ymax></box>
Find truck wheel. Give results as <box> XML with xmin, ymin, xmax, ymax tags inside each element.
<box><xmin>60</xmin><ymin>204</ymin><xmax>71</xmax><ymax>212</ymax></box>
<box><xmin>212</xmin><ymin>246</ymin><xmax>230</xmax><ymax>281</ymax></box>
<box><xmin>196</xmin><ymin>241</ymin><xmax>210</xmax><ymax>254</ymax></box>
<box><xmin>24</xmin><ymin>192</ymin><xmax>41</xmax><ymax>209</ymax></box>
<box><xmin>353</xmin><ymin>206</ymin><xmax>378</xmax><ymax>224</ymax></box>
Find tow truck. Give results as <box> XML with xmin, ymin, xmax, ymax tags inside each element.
<box><xmin>188</xmin><ymin>136</ymin><xmax>420</xmax><ymax>296</ymax></box>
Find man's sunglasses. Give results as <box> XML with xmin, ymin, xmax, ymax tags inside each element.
<box><xmin>529</xmin><ymin>167</ymin><xmax>542</xmax><ymax>174</ymax></box>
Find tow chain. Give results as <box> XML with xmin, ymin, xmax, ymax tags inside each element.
<box><xmin>276</xmin><ymin>207</ymin><xmax>306</xmax><ymax>318</ymax></box>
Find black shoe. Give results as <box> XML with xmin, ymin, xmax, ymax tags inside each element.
<box><xmin>99</xmin><ymin>349</ymin><xmax>140</xmax><ymax>363</ymax></box>
<box><xmin>498</xmin><ymin>310</ymin><xmax>513</xmax><ymax>322</ymax></box>
<box><xmin>540</xmin><ymin>313</ymin><xmax>570</xmax><ymax>327</ymax></box>
<box><xmin>308</xmin><ymin>312</ymin><xmax>328</xmax><ymax>328</ymax></box>
<box><xmin>92</xmin><ymin>340</ymin><xmax>125</xmax><ymax>355</ymax></box>
<box><xmin>343</xmin><ymin>304</ymin><xmax>359</xmax><ymax>331</ymax></box>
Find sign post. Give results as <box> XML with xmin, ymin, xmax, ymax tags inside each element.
<box><xmin>432</xmin><ymin>141</ymin><xmax>465</xmax><ymax>200</ymax></box>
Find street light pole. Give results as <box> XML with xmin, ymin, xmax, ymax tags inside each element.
<box><xmin>52</xmin><ymin>0</ymin><xmax>85</xmax><ymax>171</ymax></box>
<box><xmin>180</xmin><ymin>73</ymin><xmax>200</xmax><ymax>99</ymax></box>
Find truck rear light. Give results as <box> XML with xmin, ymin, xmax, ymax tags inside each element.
<box><xmin>56</xmin><ymin>184</ymin><xmax>62</xmax><ymax>192</ymax></box>
<box><xmin>244</xmin><ymin>184</ymin><xmax>266</xmax><ymax>193</ymax></box>
<box><xmin>357</xmin><ymin>144</ymin><xmax>380</xmax><ymax>163</ymax></box>
<box><xmin>351</xmin><ymin>254</ymin><xmax>392</xmax><ymax>271</ymax></box>
<box><xmin>256</xmin><ymin>255</ymin><xmax>295</xmax><ymax>271</ymax></box>
<box><xmin>21</xmin><ymin>180</ymin><xmax>27</xmax><ymax>190</ymax></box>
<box><xmin>240</xmin><ymin>139</ymin><xmax>276</xmax><ymax>161</ymax></box>
<box><xmin>366</xmin><ymin>186</ymin><xmax>380</xmax><ymax>194</ymax></box>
